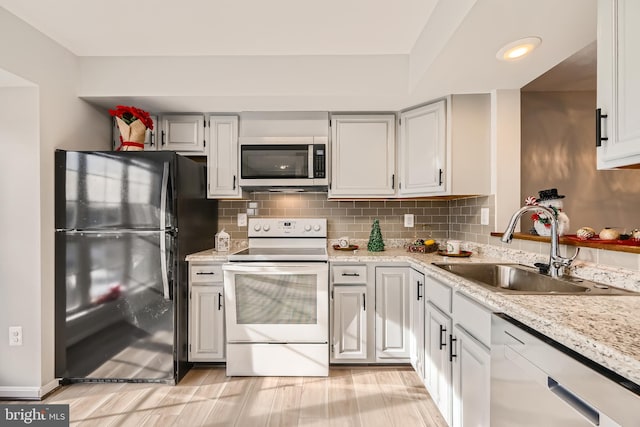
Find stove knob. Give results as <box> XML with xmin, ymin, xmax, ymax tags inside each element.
<box><xmin>263</xmin><ymin>224</ymin><xmax>271</xmax><ymax>231</ymax></box>
<box><xmin>304</xmin><ymin>224</ymin><xmax>312</xmax><ymax>232</ymax></box>
<box><xmin>253</xmin><ymin>224</ymin><xmax>262</xmax><ymax>232</ymax></box>
<box><xmin>313</xmin><ymin>224</ymin><xmax>321</xmax><ymax>232</ymax></box>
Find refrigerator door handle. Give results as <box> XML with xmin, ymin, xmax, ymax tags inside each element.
<box><xmin>160</xmin><ymin>162</ymin><xmax>171</xmax><ymax>300</ymax></box>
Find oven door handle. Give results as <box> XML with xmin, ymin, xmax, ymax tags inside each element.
<box><xmin>222</xmin><ymin>263</ymin><xmax>328</xmax><ymax>275</ymax></box>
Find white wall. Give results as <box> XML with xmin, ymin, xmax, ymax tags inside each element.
<box><xmin>0</xmin><ymin>8</ymin><xmax>110</xmax><ymax>397</ymax></box>
<box><xmin>0</xmin><ymin>86</ymin><xmax>41</xmax><ymax>391</ymax></box>
<box><xmin>78</xmin><ymin>55</ymin><xmax>410</xmax><ymax>111</ymax></box>
<box><xmin>491</xmin><ymin>89</ymin><xmax>521</xmax><ymax>231</ymax></box>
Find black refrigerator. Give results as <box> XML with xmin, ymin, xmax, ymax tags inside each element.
<box><xmin>54</xmin><ymin>150</ymin><xmax>217</xmax><ymax>384</ymax></box>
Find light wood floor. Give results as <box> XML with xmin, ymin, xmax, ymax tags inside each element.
<box><xmin>28</xmin><ymin>366</ymin><xmax>448</xmax><ymax>427</ymax></box>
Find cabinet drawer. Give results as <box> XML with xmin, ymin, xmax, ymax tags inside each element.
<box><xmin>332</xmin><ymin>265</ymin><xmax>367</xmax><ymax>284</ymax></box>
<box><xmin>190</xmin><ymin>264</ymin><xmax>223</xmax><ymax>283</ymax></box>
<box><xmin>425</xmin><ymin>276</ymin><xmax>452</xmax><ymax>314</ymax></box>
<box><xmin>453</xmin><ymin>292</ymin><xmax>491</xmax><ymax>347</ymax></box>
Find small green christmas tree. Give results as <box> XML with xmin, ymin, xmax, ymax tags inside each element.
<box><xmin>367</xmin><ymin>218</ymin><xmax>385</xmax><ymax>252</ymax></box>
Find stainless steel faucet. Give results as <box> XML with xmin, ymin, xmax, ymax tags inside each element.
<box><xmin>501</xmin><ymin>205</ymin><xmax>579</xmax><ymax>278</ymax></box>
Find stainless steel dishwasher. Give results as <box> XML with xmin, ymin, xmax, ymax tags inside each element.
<box><xmin>491</xmin><ymin>313</ymin><xmax>640</xmax><ymax>426</ymax></box>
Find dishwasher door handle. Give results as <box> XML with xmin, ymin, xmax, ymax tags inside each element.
<box><xmin>547</xmin><ymin>378</ymin><xmax>600</xmax><ymax>426</ymax></box>
<box><xmin>505</xmin><ymin>345</ymin><xmax>601</xmax><ymax>427</ymax></box>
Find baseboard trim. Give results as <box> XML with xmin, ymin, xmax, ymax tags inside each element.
<box><xmin>0</xmin><ymin>379</ymin><xmax>60</xmax><ymax>400</ymax></box>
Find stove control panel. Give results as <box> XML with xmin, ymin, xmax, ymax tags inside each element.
<box><xmin>248</xmin><ymin>218</ymin><xmax>327</xmax><ymax>238</ymax></box>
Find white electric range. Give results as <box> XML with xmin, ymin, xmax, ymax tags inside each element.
<box><xmin>223</xmin><ymin>218</ymin><xmax>329</xmax><ymax>376</ymax></box>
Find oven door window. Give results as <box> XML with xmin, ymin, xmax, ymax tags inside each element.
<box><xmin>241</xmin><ymin>145</ymin><xmax>309</xmax><ymax>179</ymax></box>
<box><xmin>234</xmin><ymin>273</ymin><xmax>317</xmax><ymax>324</ymax></box>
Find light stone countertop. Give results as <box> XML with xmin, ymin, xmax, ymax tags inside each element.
<box><xmin>185</xmin><ymin>246</ymin><xmax>640</xmax><ymax>388</ymax></box>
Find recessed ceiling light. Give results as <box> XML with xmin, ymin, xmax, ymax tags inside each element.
<box><xmin>496</xmin><ymin>37</ymin><xmax>542</xmax><ymax>61</ymax></box>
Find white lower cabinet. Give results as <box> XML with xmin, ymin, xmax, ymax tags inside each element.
<box><xmin>423</xmin><ymin>275</ymin><xmax>492</xmax><ymax>427</ymax></box>
<box><xmin>330</xmin><ymin>263</ymin><xmax>410</xmax><ymax>364</ymax></box>
<box><xmin>425</xmin><ymin>301</ymin><xmax>453</xmax><ymax>425</ymax></box>
<box><xmin>409</xmin><ymin>268</ymin><xmax>426</xmax><ymax>378</ymax></box>
<box><xmin>188</xmin><ymin>262</ymin><xmax>225</xmax><ymax>362</ymax></box>
<box><xmin>451</xmin><ymin>324</ymin><xmax>491</xmax><ymax>427</ymax></box>
<box><xmin>375</xmin><ymin>267</ymin><xmax>411</xmax><ymax>361</ymax></box>
<box><xmin>332</xmin><ymin>285</ymin><xmax>367</xmax><ymax>360</ymax></box>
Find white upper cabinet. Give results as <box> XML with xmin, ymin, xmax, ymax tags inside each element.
<box><xmin>597</xmin><ymin>0</ymin><xmax>640</xmax><ymax>169</ymax></box>
<box><xmin>398</xmin><ymin>101</ymin><xmax>446</xmax><ymax>196</ymax></box>
<box><xmin>446</xmin><ymin>94</ymin><xmax>491</xmax><ymax>196</ymax></box>
<box><xmin>329</xmin><ymin>115</ymin><xmax>396</xmax><ymax>198</ymax></box>
<box><xmin>160</xmin><ymin>114</ymin><xmax>206</xmax><ymax>154</ymax></box>
<box><xmin>207</xmin><ymin>115</ymin><xmax>243</xmax><ymax>198</ymax></box>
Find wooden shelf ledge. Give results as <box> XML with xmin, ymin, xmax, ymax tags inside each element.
<box><xmin>490</xmin><ymin>232</ymin><xmax>640</xmax><ymax>254</ymax></box>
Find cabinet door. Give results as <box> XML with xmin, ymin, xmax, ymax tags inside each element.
<box><xmin>425</xmin><ymin>302</ymin><xmax>453</xmax><ymax>425</ymax></box>
<box><xmin>329</xmin><ymin>115</ymin><xmax>396</xmax><ymax>197</ymax></box>
<box><xmin>189</xmin><ymin>284</ymin><xmax>225</xmax><ymax>361</ymax></box>
<box><xmin>452</xmin><ymin>325</ymin><xmax>490</xmax><ymax>427</ymax></box>
<box><xmin>112</xmin><ymin>115</ymin><xmax>158</xmax><ymax>151</ymax></box>
<box><xmin>409</xmin><ymin>268</ymin><xmax>425</xmax><ymax>378</ymax></box>
<box><xmin>597</xmin><ymin>0</ymin><xmax>640</xmax><ymax>168</ymax></box>
<box><xmin>398</xmin><ymin>101</ymin><xmax>446</xmax><ymax>196</ymax></box>
<box><xmin>375</xmin><ymin>267</ymin><xmax>410</xmax><ymax>360</ymax></box>
<box><xmin>160</xmin><ymin>115</ymin><xmax>206</xmax><ymax>154</ymax></box>
<box><xmin>332</xmin><ymin>285</ymin><xmax>367</xmax><ymax>360</ymax></box>
<box><xmin>207</xmin><ymin>116</ymin><xmax>241</xmax><ymax>198</ymax></box>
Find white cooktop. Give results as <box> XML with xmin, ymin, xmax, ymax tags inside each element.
<box><xmin>229</xmin><ymin>218</ymin><xmax>328</xmax><ymax>261</ymax></box>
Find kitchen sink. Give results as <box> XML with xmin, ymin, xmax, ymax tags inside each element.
<box><xmin>432</xmin><ymin>263</ymin><xmax>639</xmax><ymax>295</ymax></box>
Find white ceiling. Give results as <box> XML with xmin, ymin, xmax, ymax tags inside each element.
<box><xmin>0</xmin><ymin>0</ymin><xmax>599</xmax><ymax>111</ymax></box>
<box><xmin>0</xmin><ymin>0</ymin><xmax>438</xmax><ymax>56</ymax></box>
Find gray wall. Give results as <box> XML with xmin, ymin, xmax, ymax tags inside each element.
<box><xmin>521</xmin><ymin>91</ymin><xmax>640</xmax><ymax>234</ymax></box>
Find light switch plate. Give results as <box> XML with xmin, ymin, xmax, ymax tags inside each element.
<box><xmin>404</xmin><ymin>214</ymin><xmax>414</xmax><ymax>227</ymax></box>
<box><xmin>480</xmin><ymin>208</ymin><xmax>490</xmax><ymax>225</ymax></box>
<box><xmin>238</xmin><ymin>213</ymin><xmax>248</xmax><ymax>227</ymax></box>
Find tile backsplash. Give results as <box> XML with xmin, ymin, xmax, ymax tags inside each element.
<box><xmin>448</xmin><ymin>195</ymin><xmax>495</xmax><ymax>244</ymax></box>
<box><xmin>217</xmin><ymin>192</ymin><xmax>455</xmax><ymax>244</ymax></box>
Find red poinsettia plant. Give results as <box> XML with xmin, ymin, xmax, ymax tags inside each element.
<box><xmin>109</xmin><ymin>105</ymin><xmax>154</xmax><ymax>151</ymax></box>
<box><xmin>109</xmin><ymin>105</ymin><xmax>154</xmax><ymax>129</ymax></box>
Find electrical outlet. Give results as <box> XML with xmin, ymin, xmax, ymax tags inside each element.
<box><xmin>9</xmin><ymin>326</ymin><xmax>22</xmax><ymax>346</ymax></box>
<box><xmin>404</xmin><ymin>214</ymin><xmax>414</xmax><ymax>228</ymax></box>
<box><xmin>248</xmin><ymin>202</ymin><xmax>258</xmax><ymax>209</ymax></box>
<box><xmin>480</xmin><ymin>208</ymin><xmax>490</xmax><ymax>225</ymax></box>
<box><xmin>237</xmin><ymin>213</ymin><xmax>247</xmax><ymax>227</ymax></box>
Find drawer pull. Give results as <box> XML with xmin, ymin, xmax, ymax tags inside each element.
<box><xmin>196</xmin><ymin>272</ymin><xmax>216</xmax><ymax>275</ymax></box>
<box><xmin>342</xmin><ymin>272</ymin><xmax>360</xmax><ymax>277</ymax></box>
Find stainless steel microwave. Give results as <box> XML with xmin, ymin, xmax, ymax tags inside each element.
<box><xmin>239</xmin><ymin>137</ymin><xmax>328</xmax><ymax>188</ymax></box>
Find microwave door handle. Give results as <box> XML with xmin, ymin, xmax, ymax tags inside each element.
<box><xmin>308</xmin><ymin>146</ymin><xmax>314</xmax><ymax>179</ymax></box>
